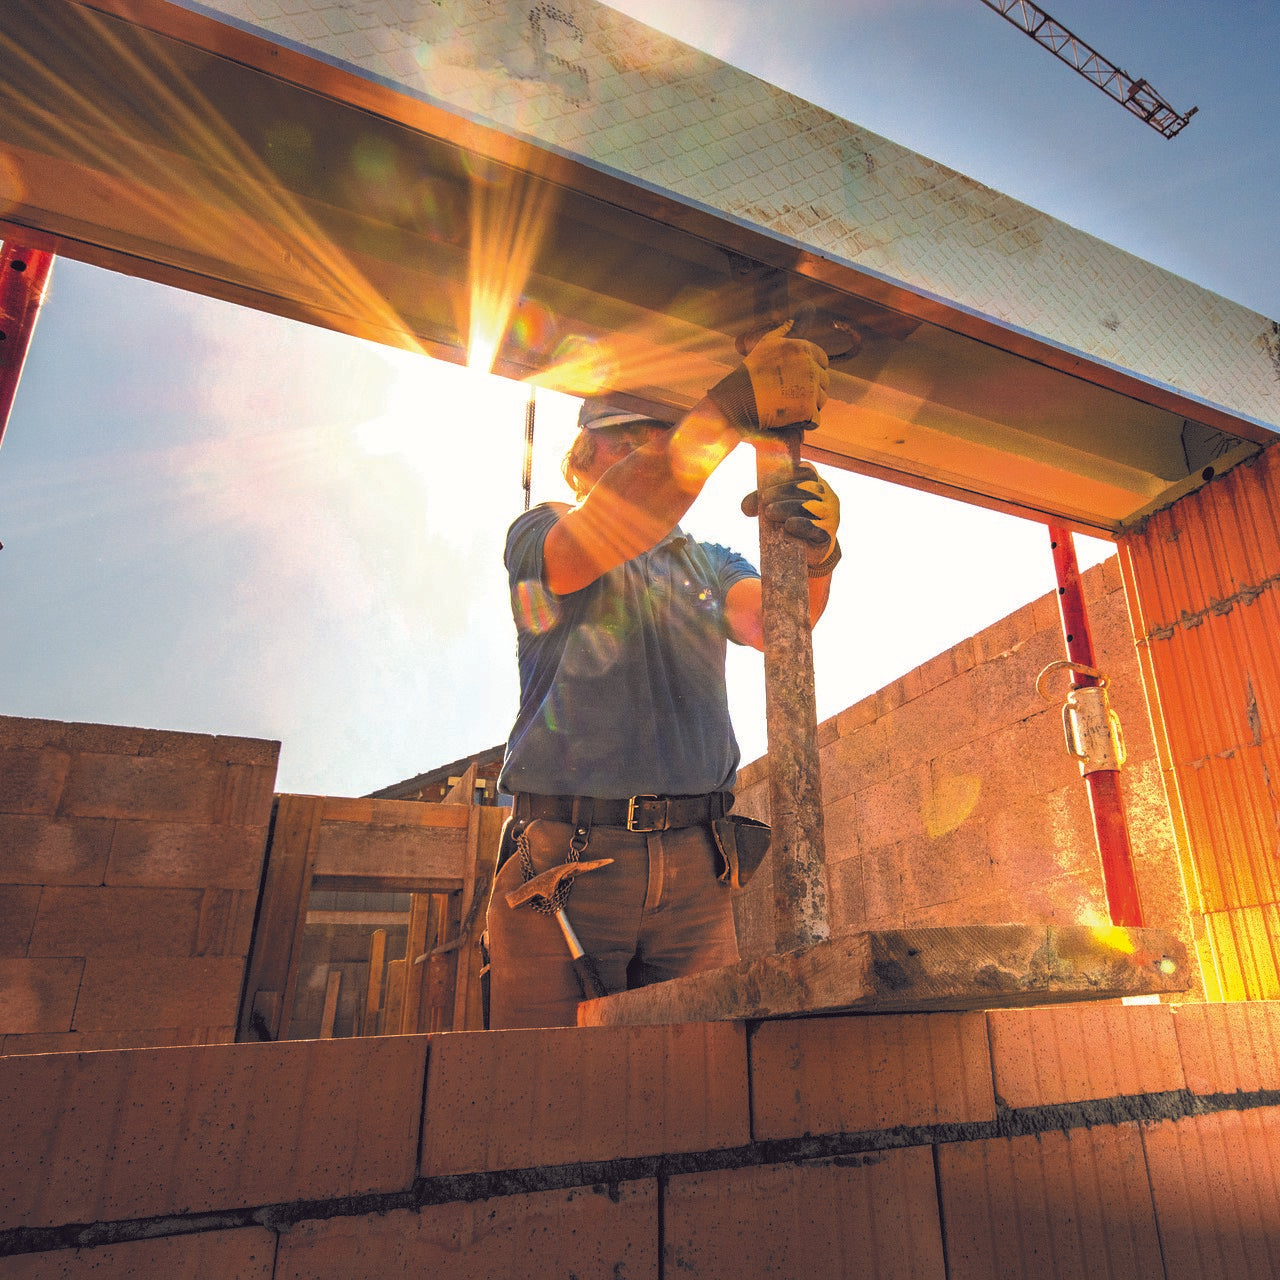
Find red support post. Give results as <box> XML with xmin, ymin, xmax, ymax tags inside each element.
<box><xmin>0</xmin><ymin>241</ymin><xmax>55</xmax><ymax>450</ymax></box>
<box><xmin>1048</xmin><ymin>525</ymin><xmax>1145</xmax><ymax>926</ymax></box>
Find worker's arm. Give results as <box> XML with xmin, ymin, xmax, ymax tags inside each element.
<box><xmin>542</xmin><ymin>397</ymin><xmax>740</xmax><ymax>596</ymax></box>
<box><xmin>543</xmin><ymin>325</ymin><xmax>829</xmax><ymax>596</ymax></box>
<box><xmin>722</xmin><ymin>562</ymin><xmax>833</xmax><ymax>652</ymax></box>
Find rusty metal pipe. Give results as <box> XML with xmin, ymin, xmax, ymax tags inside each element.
<box><xmin>1049</xmin><ymin>525</ymin><xmax>1144</xmax><ymax>926</ymax></box>
<box><xmin>757</xmin><ymin>427</ymin><xmax>830</xmax><ymax>951</ymax></box>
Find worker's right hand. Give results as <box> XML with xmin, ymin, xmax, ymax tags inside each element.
<box><xmin>707</xmin><ymin>322</ymin><xmax>829</xmax><ymax>432</ymax></box>
<box><xmin>741</xmin><ymin>463</ymin><xmax>840</xmax><ymax>549</ymax></box>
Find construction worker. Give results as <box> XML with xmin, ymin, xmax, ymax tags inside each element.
<box><xmin>487</xmin><ymin>324</ymin><xmax>842</xmax><ymax>1028</ymax></box>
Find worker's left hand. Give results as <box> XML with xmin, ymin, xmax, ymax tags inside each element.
<box><xmin>708</xmin><ymin>321</ymin><xmax>829</xmax><ymax>432</ymax></box>
<box><xmin>741</xmin><ymin>463</ymin><xmax>840</xmax><ymax>553</ymax></box>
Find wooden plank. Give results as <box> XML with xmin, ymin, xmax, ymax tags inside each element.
<box><xmin>311</xmin><ymin>822</ymin><xmax>468</xmax><ymax>882</ymax></box>
<box><xmin>309</xmin><ymin>874</ymin><xmax>464</xmax><ymax>895</ymax></box>
<box><xmin>577</xmin><ymin>925</ymin><xmax>1191</xmax><ymax>1028</ymax></box>
<box><xmin>453</xmin><ymin>805</ymin><xmax>507</xmax><ymax>1031</ymax></box>
<box><xmin>249</xmin><ymin>990</ymin><xmax>280</xmax><ymax>1040</ymax></box>
<box><xmin>383</xmin><ymin>958</ymin><xmax>406</xmax><ymax>1035</ymax></box>
<box><xmin>421</xmin><ymin>894</ymin><xmax>456</xmax><ymax>1034</ymax></box>
<box><xmin>447</xmin><ymin>802</ymin><xmax>483</xmax><ymax>1033</ymax></box>
<box><xmin>317</xmin><ymin>796</ymin><xmax>471</xmax><ymax>828</ymax></box>
<box><xmin>236</xmin><ymin>794</ymin><xmax>324</xmax><ymax>1042</ymax></box>
<box><xmin>363</xmin><ymin>928</ymin><xmax>386</xmax><ymax>1035</ymax></box>
<box><xmin>424</xmin><ymin>893</ymin><xmax>446</xmax><ymax>957</ymax></box>
<box><xmin>306</xmin><ymin>911</ymin><xmax>410</xmax><ymax>927</ymax></box>
<box><xmin>398</xmin><ymin>893</ymin><xmax>433</xmax><ymax>1034</ymax></box>
<box><xmin>274</xmin><ymin>798</ymin><xmax>327</xmax><ymax>1041</ymax></box>
<box><xmin>441</xmin><ymin>761</ymin><xmax>478</xmax><ymax>805</ymax></box>
<box><xmin>319</xmin><ymin>969</ymin><xmax>341</xmax><ymax>1038</ymax></box>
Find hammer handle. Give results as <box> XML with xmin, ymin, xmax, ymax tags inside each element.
<box><xmin>555</xmin><ymin>908</ymin><xmax>610</xmax><ymax>1000</ymax></box>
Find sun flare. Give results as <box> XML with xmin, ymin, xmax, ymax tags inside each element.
<box><xmin>351</xmin><ymin>347</ymin><xmax>583</xmax><ymax>511</ymax></box>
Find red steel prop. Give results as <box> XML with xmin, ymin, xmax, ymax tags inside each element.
<box><xmin>1048</xmin><ymin>526</ymin><xmax>1144</xmax><ymax>926</ymax></box>
<box><xmin>0</xmin><ymin>242</ymin><xmax>54</xmax><ymax>449</ymax></box>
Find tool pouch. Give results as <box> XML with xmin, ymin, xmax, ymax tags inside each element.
<box><xmin>710</xmin><ymin>815</ymin><xmax>772</xmax><ymax>890</ymax></box>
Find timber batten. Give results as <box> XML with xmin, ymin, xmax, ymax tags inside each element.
<box><xmin>577</xmin><ymin>924</ymin><xmax>1189</xmax><ymax>1026</ymax></box>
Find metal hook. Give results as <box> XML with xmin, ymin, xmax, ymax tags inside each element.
<box><xmin>1036</xmin><ymin>658</ymin><xmax>1108</xmax><ymax>704</ymax></box>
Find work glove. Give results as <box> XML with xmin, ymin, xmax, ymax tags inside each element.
<box><xmin>707</xmin><ymin>321</ymin><xmax>830</xmax><ymax>432</ymax></box>
<box><xmin>742</xmin><ymin>463</ymin><xmax>842</xmax><ymax>572</ymax></box>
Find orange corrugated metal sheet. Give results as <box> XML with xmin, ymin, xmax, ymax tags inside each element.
<box><xmin>1123</xmin><ymin>445</ymin><xmax>1280</xmax><ymax>1000</ymax></box>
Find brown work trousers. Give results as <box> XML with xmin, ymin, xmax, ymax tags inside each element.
<box><xmin>486</xmin><ymin>817</ymin><xmax>740</xmax><ymax>1029</ymax></box>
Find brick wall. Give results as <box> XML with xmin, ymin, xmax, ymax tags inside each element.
<box><xmin>732</xmin><ymin>558</ymin><xmax>1194</xmax><ymax>974</ymax></box>
<box><xmin>4</xmin><ymin>1001</ymin><xmax>1280</xmax><ymax>1275</ymax></box>
<box><xmin>0</xmin><ymin>717</ymin><xmax>279</xmax><ymax>1055</ymax></box>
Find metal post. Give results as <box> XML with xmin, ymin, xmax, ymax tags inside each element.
<box><xmin>0</xmin><ymin>242</ymin><xmax>55</xmax><ymax>449</ymax></box>
<box><xmin>1048</xmin><ymin>525</ymin><xmax>1144</xmax><ymax>926</ymax></box>
<box><xmin>757</xmin><ymin>427</ymin><xmax>830</xmax><ymax>952</ymax></box>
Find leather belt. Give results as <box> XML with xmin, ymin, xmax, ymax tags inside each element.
<box><xmin>511</xmin><ymin>791</ymin><xmax>731</xmax><ymax>832</ymax></box>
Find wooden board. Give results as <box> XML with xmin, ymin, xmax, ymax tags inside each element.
<box><xmin>576</xmin><ymin>924</ymin><xmax>1190</xmax><ymax>1027</ymax></box>
<box><xmin>383</xmin><ymin>958</ymin><xmax>406</xmax><ymax>1035</ymax></box>
<box><xmin>453</xmin><ymin>805</ymin><xmax>508</xmax><ymax>1032</ymax></box>
<box><xmin>398</xmin><ymin>894</ymin><xmax>434</xmax><ymax>1035</ymax></box>
<box><xmin>236</xmin><ymin>794</ymin><xmax>324</xmax><ymax>1042</ymax></box>
<box><xmin>319</xmin><ymin>969</ymin><xmax>342</xmax><ymax>1038</ymax></box>
<box><xmin>363</xmin><ymin>929</ymin><xmax>387</xmax><ymax>1035</ymax></box>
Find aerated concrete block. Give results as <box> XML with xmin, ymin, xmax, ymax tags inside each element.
<box><xmin>938</xmin><ymin>1124</ymin><xmax>1163</xmax><ymax>1280</ymax></box>
<box><xmin>421</xmin><ymin>1022</ymin><xmax>748</xmax><ymax>1176</ymax></box>
<box><xmin>0</xmin><ymin>1035</ymin><xmax>428</xmax><ymax>1230</ymax></box>
<box><xmin>0</xmin><ymin>814</ymin><xmax>113</xmax><ymax>885</ymax></box>
<box><xmin>1174</xmin><ymin>1001</ymin><xmax>1280</xmax><ymax>1096</ymax></box>
<box><xmin>274</xmin><ymin>1184</ymin><xmax>657</xmax><ymax>1280</ymax></box>
<box><xmin>0</xmin><ymin>958</ymin><xmax>82</xmax><ymax>1035</ymax></box>
<box><xmin>988</xmin><ymin>1003</ymin><xmax>1185</xmax><ymax>1109</ymax></box>
<box><xmin>71</xmin><ymin>957</ymin><xmax>248</xmax><ymax>1031</ymax></box>
<box><xmin>1142</xmin><ymin>1107</ymin><xmax>1280</xmax><ymax>1280</ymax></box>
<box><xmin>0</xmin><ymin>749</ymin><xmax>71</xmax><ymax>816</ymax></box>
<box><xmin>664</xmin><ymin>1149</ymin><xmax>945</xmax><ymax>1279</ymax></box>
<box><xmin>750</xmin><ymin>1011</ymin><xmax>994</xmax><ymax>1140</ymax></box>
<box><xmin>0</xmin><ymin>1228</ymin><xmax>277</xmax><ymax>1278</ymax></box>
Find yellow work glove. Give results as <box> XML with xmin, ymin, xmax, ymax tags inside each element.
<box><xmin>708</xmin><ymin>321</ymin><xmax>830</xmax><ymax>432</ymax></box>
<box><xmin>741</xmin><ymin>463</ymin><xmax>842</xmax><ymax>574</ymax></box>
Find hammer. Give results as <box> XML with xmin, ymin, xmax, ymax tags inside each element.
<box><xmin>506</xmin><ymin>858</ymin><xmax>614</xmax><ymax>999</ymax></box>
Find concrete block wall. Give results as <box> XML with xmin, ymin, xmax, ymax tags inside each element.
<box><xmin>733</xmin><ymin>558</ymin><xmax>1192</xmax><ymax>968</ymax></box>
<box><xmin>5</xmin><ymin>1001</ymin><xmax>1280</xmax><ymax>1276</ymax></box>
<box><xmin>0</xmin><ymin>717</ymin><xmax>279</xmax><ymax>1056</ymax></box>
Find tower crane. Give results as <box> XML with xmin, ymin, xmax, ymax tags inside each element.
<box><xmin>977</xmin><ymin>0</ymin><xmax>1198</xmax><ymax>138</ymax></box>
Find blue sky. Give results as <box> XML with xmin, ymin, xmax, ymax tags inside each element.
<box><xmin>1</xmin><ymin>0</ymin><xmax>1276</xmax><ymax>795</ymax></box>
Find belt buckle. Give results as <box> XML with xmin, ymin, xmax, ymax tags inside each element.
<box><xmin>626</xmin><ymin>795</ymin><xmax>662</xmax><ymax>832</ymax></box>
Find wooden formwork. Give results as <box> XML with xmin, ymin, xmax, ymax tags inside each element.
<box><xmin>238</xmin><ymin>774</ymin><xmax>505</xmax><ymax>1041</ymax></box>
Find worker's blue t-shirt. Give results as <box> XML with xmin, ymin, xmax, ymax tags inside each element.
<box><xmin>497</xmin><ymin>502</ymin><xmax>760</xmax><ymax>799</ymax></box>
